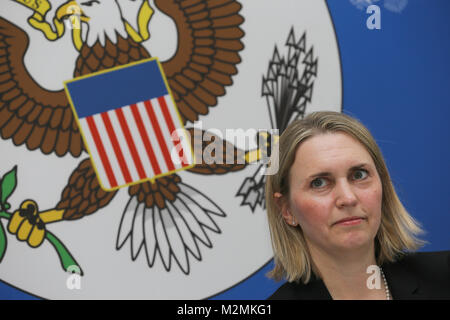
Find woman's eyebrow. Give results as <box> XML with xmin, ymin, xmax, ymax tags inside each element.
<box><xmin>307</xmin><ymin>163</ymin><xmax>370</xmax><ymax>179</ymax></box>
<box><xmin>307</xmin><ymin>171</ymin><xmax>332</xmax><ymax>179</ymax></box>
<box><xmin>350</xmin><ymin>163</ymin><xmax>370</xmax><ymax>170</ymax></box>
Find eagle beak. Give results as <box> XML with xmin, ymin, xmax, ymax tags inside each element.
<box><xmin>56</xmin><ymin>1</ymin><xmax>90</xmax><ymax>26</ymax></box>
<box><xmin>56</xmin><ymin>1</ymin><xmax>89</xmax><ymax>51</ymax></box>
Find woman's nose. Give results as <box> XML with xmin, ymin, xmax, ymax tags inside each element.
<box><xmin>335</xmin><ymin>180</ymin><xmax>358</xmax><ymax>208</ymax></box>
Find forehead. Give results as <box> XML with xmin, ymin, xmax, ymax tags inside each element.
<box><xmin>290</xmin><ymin>132</ymin><xmax>375</xmax><ymax>176</ymax></box>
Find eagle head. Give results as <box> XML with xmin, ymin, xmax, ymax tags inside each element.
<box><xmin>55</xmin><ymin>0</ymin><xmax>153</xmax><ymax>49</ymax></box>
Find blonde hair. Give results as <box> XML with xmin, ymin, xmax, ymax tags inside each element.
<box><xmin>266</xmin><ymin>111</ymin><xmax>425</xmax><ymax>283</ymax></box>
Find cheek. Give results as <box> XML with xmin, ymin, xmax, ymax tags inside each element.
<box><xmin>360</xmin><ymin>183</ymin><xmax>383</xmax><ymax>217</ymax></box>
<box><xmin>291</xmin><ymin>195</ymin><xmax>333</xmax><ymax>228</ymax></box>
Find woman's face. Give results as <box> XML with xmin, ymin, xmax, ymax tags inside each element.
<box><xmin>283</xmin><ymin>132</ymin><xmax>383</xmax><ymax>255</ymax></box>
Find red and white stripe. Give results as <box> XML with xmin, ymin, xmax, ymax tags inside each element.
<box><xmin>79</xmin><ymin>96</ymin><xmax>193</xmax><ymax>190</ymax></box>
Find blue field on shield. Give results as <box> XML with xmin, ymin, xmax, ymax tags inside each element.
<box><xmin>65</xmin><ymin>59</ymin><xmax>168</xmax><ymax>118</ymax></box>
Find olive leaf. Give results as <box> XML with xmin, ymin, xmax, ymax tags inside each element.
<box><xmin>1</xmin><ymin>166</ymin><xmax>17</xmax><ymax>208</ymax></box>
<box><xmin>0</xmin><ymin>220</ymin><xmax>6</xmax><ymax>263</ymax></box>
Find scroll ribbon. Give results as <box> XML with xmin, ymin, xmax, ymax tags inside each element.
<box><xmin>14</xmin><ymin>0</ymin><xmax>65</xmax><ymax>41</ymax></box>
<box><xmin>124</xmin><ymin>0</ymin><xmax>154</xmax><ymax>43</ymax></box>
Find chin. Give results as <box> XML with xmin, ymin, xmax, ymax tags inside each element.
<box><xmin>337</xmin><ymin>231</ymin><xmax>373</xmax><ymax>250</ymax></box>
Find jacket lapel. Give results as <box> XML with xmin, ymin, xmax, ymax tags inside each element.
<box><xmin>305</xmin><ymin>278</ymin><xmax>333</xmax><ymax>300</ymax></box>
<box><xmin>382</xmin><ymin>260</ymin><xmax>419</xmax><ymax>299</ymax></box>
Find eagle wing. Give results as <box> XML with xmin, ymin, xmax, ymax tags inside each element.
<box><xmin>0</xmin><ymin>18</ymin><xmax>84</xmax><ymax>157</ymax></box>
<box><xmin>155</xmin><ymin>0</ymin><xmax>245</xmax><ymax>124</ymax></box>
<box><xmin>56</xmin><ymin>158</ymin><xmax>117</xmax><ymax>220</ymax></box>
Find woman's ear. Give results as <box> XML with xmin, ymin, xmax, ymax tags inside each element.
<box><xmin>273</xmin><ymin>192</ymin><xmax>283</xmax><ymax>209</ymax></box>
<box><xmin>274</xmin><ymin>192</ymin><xmax>297</xmax><ymax>226</ymax></box>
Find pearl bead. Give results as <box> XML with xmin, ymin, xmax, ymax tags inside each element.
<box><xmin>380</xmin><ymin>267</ymin><xmax>390</xmax><ymax>300</ymax></box>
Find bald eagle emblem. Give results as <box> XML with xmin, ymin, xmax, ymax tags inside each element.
<box><xmin>0</xmin><ymin>0</ymin><xmax>247</xmax><ymax>275</ymax></box>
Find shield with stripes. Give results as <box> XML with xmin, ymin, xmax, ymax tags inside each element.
<box><xmin>64</xmin><ymin>58</ymin><xmax>194</xmax><ymax>191</ymax></box>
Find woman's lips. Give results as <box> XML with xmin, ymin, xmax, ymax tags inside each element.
<box><xmin>333</xmin><ymin>217</ymin><xmax>365</xmax><ymax>226</ymax></box>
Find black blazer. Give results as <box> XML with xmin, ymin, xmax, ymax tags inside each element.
<box><xmin>269</xmin><ymin>250</ymin><xmax>450</xmax><ymax>300</ymax></box>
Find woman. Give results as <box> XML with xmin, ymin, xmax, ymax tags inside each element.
<box><xmin>266</xmin><ymin>111</ymin><xmax>450</xmax><ymax>300</ymax></box>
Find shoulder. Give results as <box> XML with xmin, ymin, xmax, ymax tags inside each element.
<box><xmin>395</xmin><ymin>250</ymin><xmax>450</xmax><ymax>276</ymax></box>
<box><xmin>386</xmin><ymin>250</ymin><xmax>450</xmax><ymax>299</ymax></box>
<box><xmin>268</xmin><ymin>278</ymin><xmax>331</xmax><ymax>300</ymax></box>
<box><xmin>268</xmin><ymin>281</ymin><xmax>299</xmax><ymax>300</ymax></box>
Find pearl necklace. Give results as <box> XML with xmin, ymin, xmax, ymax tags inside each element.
<box><xmin>380</xmin><ymin>267</ymin><xmax>391</xmax><ymax>300</ymax></box>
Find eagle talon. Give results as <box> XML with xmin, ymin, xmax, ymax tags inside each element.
<box><xmin>8</xmin><ymin>200</ymin><xmax>64</xmax><ymax>248</ymax></box>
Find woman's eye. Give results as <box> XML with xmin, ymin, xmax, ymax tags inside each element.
<box><xmin>352</xmin><ymin>169</ymin><xmax>368</xmax><ymax>180</ymax></box>
<box><xmin>310</xmin><ymin>178</ymin><xmax>327</xmax><ymax>189</ymax></box>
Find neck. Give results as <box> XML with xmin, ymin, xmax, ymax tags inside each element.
<box><xmin>308</xmin><ymin>241</ymin><xmax>386</xmax><ymax>300</ymax></box>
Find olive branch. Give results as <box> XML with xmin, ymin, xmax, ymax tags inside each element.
<box><xmin>0</xmin><ymin>166</ymin><xmax>83</xmax><ymax>275</ymax></box>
